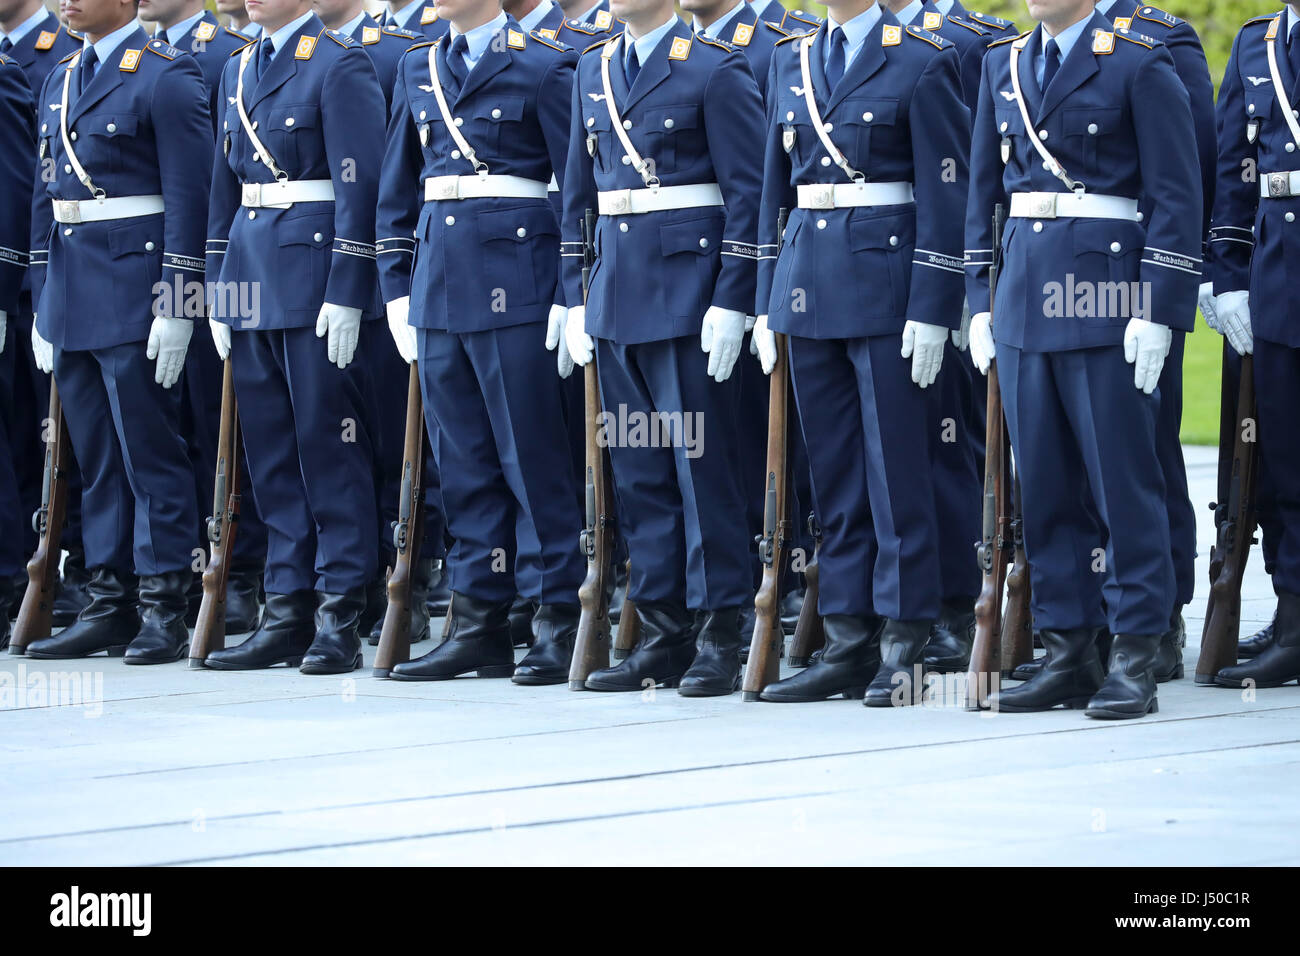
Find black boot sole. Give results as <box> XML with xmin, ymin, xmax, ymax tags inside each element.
<box><xmin>204</xmin><ymin>655</ymin><xmax>305</xmax><ymax>671</ymax></box>
<box><xmin>1213</xmin><ymin>673</ymin><xmax>1300</xmax><ymax>689</ymax></box>
<box><xmin>1085</xmin><ymin>697</ymin><xmax>1159</xmax><ymax>719</ymax></box>
<box><xmin>299</xmin><ymin>652</ymin><xmax>364</xmax><ymax>675</ymax></box>
<box><xmin>584</xmin><ymin>674</ymin><xmax>682</xmax><ymax>692</ymax></box>
<box><xmin>390</xmin><ymin>663</ymin><xmax>515</xmax><ymax>681</ymax></box>
<box><xmin>27</xmin><ymin>644</ymin><xmax>129</xmax><ymax>660</ymax></box>
<box><xmin>759</xmin><ymin>685</ymin><xmax>866</xmax><ymax>703</ymax></box>
<box><xmin>511</xmin><ymin>670</ymin><xmax>568</xmax><ymax>685</ymax></box>
<box><xmin>677</xmin><ymin>675</ymin><xmax>741</xmax><ymax>697</ymax></box>
<box><xmin>994</xmin><ymin>695</ymin><xmax>1092</xmax><ymax>713</ymax></box>
<box><xmin>123</xmin><ymin>643</ymin><xmax>189</xmax><ymax>665</ymax></box>
<box><xmin>923</xmin><ymin>657</ymin><xmax>971</xmax><ymax>674</ymax></box>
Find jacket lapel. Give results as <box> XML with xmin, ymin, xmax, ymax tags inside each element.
<box><xmin>805</xmin><ymin>23</ymin><xmax>829</xmax><ymax>106</ymax></box>
<box><xmin>1016</xmin><ymin>25</ymin><xmax>1042</xmax><ymax>119</ymax></box>
<box><xmin>622</xmin><ymin>17</ymin><xmax>685</xmax><ymax>113</ymax></box>
<box><xmin>251</xmin><ymin>17</ymin><xmax>320</xmax><ymax>109</ymax></box>
<box><xmin>69</xmin><ymin>28</ymin><xmax>148</xmax><ymax>126</ymax></box>
<box><xmin>1036</xmin><ymin>11</ymin><xmax>1107</xmax><ymax>123</ymax></box>
<box><xmin>827</xmin><ymin>13</ymin><xmax>888</xmax><ymax>113</ymax></box>
<box><xmin>456</xmin><ymin>19</ymin><xmax>515</xmax><ymax>102</ymax></box>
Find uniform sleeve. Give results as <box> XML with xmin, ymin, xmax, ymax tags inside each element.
<box><xmin>376</xmin><ymin>52</ymin><xmax>422</xmax><ymax>305</ymax></box>
<box><xmin>755</xmin><ymin>51</ymin><xmax>794</xmax><ymax>316</ymax></box>
<box><xmin>1208</xmin><ymin>31</ymin><xmax>1254</xmax><ymax>296</ymax></box>
<box><xmin>0</xmin><ymin>64</ymin><xmax>34</xmax><ymax>315</ymax></box>
<box><xmin>152</xmin><ymin>54</ymin><xmax>212</xmax><ymax>317</ymax></box>
<box><xmin>205</xmin><ymin>62</ymin><xmax>241</xmax><ymax>304</ymax></box>
<box><xmin>957</xmin><ymin>34</ymin><xmax>985</xmax><ymax>114</ymax></box>
<box><xmin>702</xmin><ymin>50</ymin><xmax>765</xmax><ymax>315</ymax></box>
<box><xmin>29</xmin><ymin>70</ymin><xmax>55</xmax><ymax>321</ymax></box>
<box><xmin>1165</xmin><ymin>21</ymin><xmax>1217</xmax><ymax>265</ymax></box>
<box><xmin>322</xmin><ymin>47</ymin><xmax>386</xmax><ymax>311</ymax></box>
<box><xmin>907</xmin><ymin>45</ymin><xmax>968</xmax><ymax>329</ymax></box>
<box><xmin>538</xmin><ymin>49</ymin><xmax>577</xmax><ymax>308</ymax></box>
<box><xmin>964</xmin><ymin>53</ymin><xmax>1007</xmax><ymax>310</ymax></box>
<box><xmin>560</xmin><ymin>61</ymin><xmax>598</xmax><ymax>309</ymax></box>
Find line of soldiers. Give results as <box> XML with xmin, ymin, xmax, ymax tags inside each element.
<box><xmin>1</xmin><ymin>0</ymin><xmax>1296</xmax><ymax>720</ymax></box>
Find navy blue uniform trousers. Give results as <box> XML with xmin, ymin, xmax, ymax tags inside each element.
<box><xmin>1253</xmin><ymin>339</ymin><xmax>1300</xmax><ymax>596</ymax></box>
<box><xmin>230</xmin><ymin>324</ymin><xmax>380</xmax><ymax>594</ymax></box>
<box><xmin>596</xmin><ymin>336</ymin><xmax>750</xmax><ymax>610</ymax></box>
<box><xmin>417</xmin><ymin>323</ymin><xmax>582</xmax><ymax>606</ymax></box>
<box><xmin>999</xmin><ymin>343</ymin><xmax>1174</xmax><ymax>637</ymax></box>
<box><xmin>789</xmin><ymin>333</ymin><xmax>941</xmax><ymax>622</ymax></box>
<box><xmin>53</xmin><ymin>341</ymin><xmax>196</xmax><ymax>576</ymax></box>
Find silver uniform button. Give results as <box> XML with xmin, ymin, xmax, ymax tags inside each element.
<box><xmin>248</xmin><ymin>210</ymin><xmax>256</xmax><ymax>220</ymax></box>
<box><xmin>664</xmin><ymin>118</ymin><xmax>674</xmax><ymax>129</ymax></box>
<box><xmin>452</xmin><ymin>149</ymin><xmax>461</xmax><ymax>159</ymax></box>
<box><xmin>420</xmin><ymin>110</ymin><xmax>427</xmax><ymax>120</ymax></box>
<box><xmin>285</xmin><ymin>117</ymin><xmax>295</xmax><ymax>127</ymax></box>
<box><xmin>823</xmin><ymin>122</ymin><xmax>833</xmax><ymax>132</ymax></box>
<box><xmin>587</xmin><ymin>116</ymin><xmax>595</xmax><ymax>127</ymax></box>
<box><xmin>253</xmin><ymin>152</ymin><xmax>261</xmax><ymax>163</ymax></box>
<box><xmin>145</xmin><ymin>241</ymin><xmax>155</xmax><ymax>251</ymax></box>
<box><xmin>1288</xmin><ymin>143</ymin><xmax>1297</xmax><ymax>153</ymax></box>
<box><xmin>621</xmin><ymin>155</ymin><xmax>630</xmax><ymax>165</ymax></box>
<box><xmin>1038</xmin><ymin>129</ymin><xmax>1048</xmax><ymax>140</ymax></box>
<box><xmin>517</xmin><ymin>227</ymin><xmax>527</xmax><ymax>238</ymax></box>
<box><xmin>698</xmin><ymin>237</ymin><xmax>708</xmax><ymax>248</ymax></box>
<box><xmin>1136</xmin><ymin>211</ymin><xmax>1144</xmax><ymax>222</ymax></box>
<box><xmin>619</xmin><ymin>222</ymin><xmax>628</xmax><ymax>232</ymax></box>
<box><xmin>63</xmin><ymin>228</ymin><xmax>72</xmax><ymax>236</ymax></box>
<box><xmin>1032</xmin><ymin>221</ymin><xmax>1043</xmax><ymax>233</ymax></box>
<box><xmin>786</xmin><ymin>111</ymin><xmax>794</xmax><ymax>121</ymax></box>
<box><xmin>445</xmin><ymin>215</ymin><xmax>455</xmax><ymax>225</ymax></box>
<box><xmin>1288</xmin><ymin>212</ymin><xmax>1297</xmax><ymax>223</ymax></box>
<box><xmin>64</xmin><ymin>164</ymin><xmax>71</xmax><ymax>173</ymax></box>
<box><xmin>492</xmin><ymin>108</ymin><xmax>502</xmax><ymax>119</ymax></box>
<box><xmin>816</xmin><ymin>219</ymin><xmax>827</xmax><ymax>229</ymax></box>
<box><xmin>821</xmin><ymin>156</ymin><xmax>831</xmax><ymax>166</ymax></box>
<box><xmin>313</xmin><ymin>232</ymin><xmax>323</xmax><ymax>242</ymax></box>
<box><xmin>622</xmin><ymin>119</ymin><xmax>632</xmax><ymax>130</ymax></box>
<box><xmin>106</xmin><ymin>122</ymin><xmax>117</xmax><ymax>133</ymax></box>
<box><xmin>863</xmin><ymin>112</ymin><xmax>873</xmax><ymax>122</ymax></box>
<box><xmin>1248</xmin><ymin>104</ymin><xmax>1255</xmax><ymax>114</ymax></box>
<box><xmin>252</xmin><ymin>121</ymin><xmax>258</xmax><ymax>130</ymax></box>
<box><xmin>454</xmin><ymin>117</ymin><xmax>464</xmax><ymax>127</ymax></box>
<box><xmin>1087</xmin><ymin>123</ymin><xmax>1098</xmax><ymax>135</ymax></box>
<box><xmin>70</xmin><ymin>131</ymin><xmax>77</xmax><ymax>141</ymax></box>
<box><xmin>889</xmin><ymin>235</ymin><xmax>899</xmax><ymax>247</ymax></box>
<box><xmin>1110</xmin><ymin>241</ymin><xmax>1121</xmax><ymax>253</ymax></box>
<box><xmin>41</xmin><ymin>123</ymin><xmax>47</xmax><ymax>133</ymax></box>
<box><xmin>999</xmin><ymin>121</ymin><xmax>1008</xmax><ymax>132</ymax></box>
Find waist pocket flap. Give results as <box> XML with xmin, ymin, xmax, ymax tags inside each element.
<box><xmin>1071</xmin><ymin>218</ymin><xmax>1141</xmax><ymax>258</ymax></box>
<box><xmin>107</xmin><ymin>220</ymin><xmax>162</xmax><ymax>259</ymax></box>
<box><xmin>477</xmin><ymin>205</ymin><xmax>559</xmax><ymax>242</ymax></box>
<box><xmin>660</xmin><ymin>217</ymin><xmax>722</xmax><ymax>256</ymax></box>
<box><xmin>848</xmin><ymin>212</ymin><xmax>915</xmax><ymax>252</ymax></box>
<box><xmin>277</xmin><ymin>214</ymin><xmax>334</xmax><ymax>248</ymax></box>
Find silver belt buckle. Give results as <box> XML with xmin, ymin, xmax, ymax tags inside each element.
<box><xmin>55</xmin><ymin>200</ymin><xmax>81</xmax><ymax>224</ymax></box>
<box><xmin>241</xmin><ymin>183</ymin><xmax>263</xmax><ymax>208</ymax></box>
<box><xmin>436</xmin><ymin>178</ymin><xmax>461</xmax><ymax>201</ymax></box>
<box><xmin>1268</xmin><ymin>172</ymin><xmax>1292</xmax><ymax>198</ymax></box>
<box><xmin>810</xmin><ymin>185</ymin><xmax>834</xmax><ymax>210</ymax></box>
<box><xmin>607</xmin><ymin>189</ymin><xmax>632</xmax><ymax>214</ymax></box>
<box><xmin>1028</xmin><ymin>192</ymin><xmax>1058</xmax><ymax>218</ymax></box>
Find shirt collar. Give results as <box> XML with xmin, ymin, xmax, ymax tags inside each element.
<box><xmin>627</xmin><ymin>13</ymin><xmax>677</xmax><ymax>64</ymax></box>
<box><xmin>1289</xmin><ymin>4</ymin><xmax>1299</xmax><ymax>39</ymax></box>
<box><xmin>83</xmin><ymin>19</ymin><xmax>141</xmax><ymax>65</ymax></box>
<box><xmin>1094</xmin><ymin>0</ymin><xmax>1116</xmax><ymax>15</ymax></box>
<box><xmin>1</xmin><ymin>5</ymin><xmax>52</xmax><ymax>45</ymax></box>
<box><xmin>338</xmin><ymin>11</ymin><xmax>368</xmax><ymax>37</ymax></box>
<box><xmin>450</xmin><ymin>10</ymin><xmax>509</xmax><ymax>63</ymax></box>
<box><xmin>518</xmin><ymin>0</ymin><xmax>555</xmax><ymax>32</ymax></box>
<box><xmin>694</xmin><ymin>0</ymin><xmax>746</xmax><ymax>37</ymax></box>
<box><xmin>1040</xmin><ymin>11</ymin><xmax>1091</xmax><ymax>62</ymax></box>
<box><xmin>389</xmin><ymin>0</ymin><xmax>424</xmax><ymax>29</ymax></box>
<box><xmin>932</xmin><ymin>0</ymin><xmax>953</xmax><ymax>14</ymax></box>
<box><xmin>892</xmin><ymin>0</ymin><xmax>924</xmax><ymax>27</ymax></box>
<box><xmin>826</xmin><ymin>3</ymin><xmax>881</xmax><ymax>49</ymax></box>
<box><xmin>239</xmin><ymin>21</ymin><xmax>262</xmax><ymax>37</ymax></box>
<box><xmin>157</xmin><ymin>10</ymin><xmax>206</xmax><ymax>46</ymax></box>
<box><xmin>265</xmin><ymin>10</ymin><xmax>315</xmax><ymax>55</ymax></box>
<box><xmin>572</xmin><ymin>1</ymin><xmax>606</xmax><ymax>23</ymax></box>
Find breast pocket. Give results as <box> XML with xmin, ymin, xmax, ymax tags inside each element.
<box><xmin>993</xmin><ymin>106</ymin><xmax>1024</xmax><ymax>167</ymax></box>
<box><xmin>643</xmin><ymin>104</ymin><xmax>700</xmax><ymax>171</ymax></box>
<box><xmin>839</xmin><ymin>98</ymin><xmax>898</xmax><ymax>168</ymax></box>
<box><xmin>472</xmin><ymin>95</ymin><xmax>525</xmax><ymax>154</ymax></box>
<box><xmin>1062</xmin><ymin>107</ymin><xmax>1121</xmax><ymax>176</ymax></box>
<box><xmin>1244</xmin><ymin>88</ymin><xmax>1273</xmax><ymax>147</ymax></box>
<box><xmin>581</xmin><ymin>105</ymin><xmax>614</xmax><ymax>174</ymax></box>
<box><xmin>264</xmin><ymin>105</ymin><xmax>319</xmax><ymax>173</ymax></box>
<box><xmin>81</xmin><ymin>113</ymin><xmax>139</xmax><ymax>175</ymax></box>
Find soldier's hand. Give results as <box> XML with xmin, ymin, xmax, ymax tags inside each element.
<box><xmin>900</xmin><ymin>319</ymin><xmax>946</xmax><ymax>388</ymax></box>
<box><xmin>1214</xmin><ymin>290</ymin><xmax>1253</xmax><ymax>356</ymax></box>
<box><xmin>209</xmin><ymin>319</ymin><xmax>232</xmax><ymax>361</ymax></box>
<box><xmin>1198</xmin><ymin>281</ymin><xmax>1221</xmax><ymax>332</ymax></box>
<box><xmin>316</xmin><ymin>302</ymin><xmax>363</xmax><ymax>370</ymax></box>
<box><xmin>0</xmin><ymin>310</ymin><xmax>6</xmax><ymax>355</ymax></box>
<box><xmin>969</xmin><ymin>311</ymin><xmax>994</xmax><ymax>374</ymax></box>
<box><xmin>546</xmin><ymin>304</ymin><xmax>574</xmax><ymax>379</ymax></box>
<box><xmin>31</xmin><ymin>323</ymin><xmax>54</xmax><ymax>374</ymax></box>
<box><xmin>751</xmin><ymin>314</ymin><xmax>777</xmax><ymax>375</ymax></box>
<box><xmin>565</xmin><ymin>304</ymin><xmax>594</xmax><ymax>367</ymax></box>
<box><xmin>1123</xmin><ymin>317</ymin><xmax>1173</xmax><ymax>394</ymax></box>
<box><xmin>386</xmin><ymin>297</ymin><xmax>418</xmax><ymax>364</ymax></box>
<box><xmin>146</xmin><ymin>317</ymin><xmax>194</xmax><ymax>389</ymax></box>
<box><xmin>700</xmin><ymin>306</ymin><xmax>745</xmax><ymax>383</ymax></box>
<box><xmin>951</xmin><ymin>300</ymin><xmax>971</xmax><ymax>350</ymax></box>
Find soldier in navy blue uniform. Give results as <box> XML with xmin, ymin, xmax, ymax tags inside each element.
<box><xmin>0</xmin><ymin>48</ymin><xmax>33</xmax><ymax>647</ymax></box>
<box><xmin>750</xmin><ymin>0</ymin><xmax>822</xmax><ymax>33</ymax></box>
<box><xmin>383</xmin><ymin>0</ymin><xmax>450</xmax><ymax>39</ymax></box>
<box><xmin>965</xmin><ymin>2</ymin><xmax>1201</xmax><ymax>719</ymax></box>
<box><xmin>751</xmin><ymin>3</ymin><xmax>969</xmax><ymax>705</ymax></box>
<box><xmin>1</xmin><ymin>0</ymin><xmax>88</xmax><ymax>628</ymax></box>
<box><xmin>25</xmin><ymin>0</ymin><xmax>211</xmax><ymax>663</ymax></box>
<box><xmin>377</xmin><ymin>0</ymin><xmax>585</xmax><ymax>683</ymax></box>
<box><xmin>562</xmin><ymin>0</ymin><xmax>766</xmax><ymax>695</ymax></box>
<box><xmin>1208</xmin><ymin>8</ymin><xmax>1300</xmax><ymax>690</ymax></box>
<box><xmin>203</xmin><ymin>0</ymin><xmax>387</xmax><ymax>674</ymax></box>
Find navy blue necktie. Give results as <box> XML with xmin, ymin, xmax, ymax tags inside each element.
<box><xmin>824</xmin><ymin>28</ymin><xmax>845</xmax><ymax>91</ymax></box>
<box><xmin>78</xmin><ymin>47</ymin><xmax>97</xmax><ymax>97</ymax></box>
<box><xmin>624</xmin><ymin>41</ymin><xmax>640</xmax><ymax>87</ymax></box>
<box><xmin>254</xmin><ymin>37</ymin><xmax>273</xmax><ymax>84</ymax></box>
<box><xmin>0</xmin><ymin>37</ymin><xmax>13</xmax><ymax>54</ymax></box>
<box><xmin>1041</xmin><ymin>38</ymin><xmax>1061</xmax><ymax>94</ymax></box>
<box><xmin>447</xmin><ymin>34</ymin><xmax>469</xmax><ymax>88</ymax></box>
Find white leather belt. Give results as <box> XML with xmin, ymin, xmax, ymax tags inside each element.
<box><xmin>597</xmin><ymin>183</ymin><xmax>723</xmax><ymax>216</ymax></box>
<box><xmin>1009</xmin><ymin>191</ymin><xmax>1139</xmax><ymax>221</ymax></box>
<box><xmin>1261</xmin><ymin>170</ymin><xmax>1300</xmax><ymax>198</ymax></box>
<box><xmin>51</xmin><ymin>195</ymin><xmax>163</xmax><ymax>224</ymax></box>
<box><xmin>796</xmin><ymin>181</ymin><xmax>914</xmax><ymax>210</ymax></box>
<box><xmin>424</xmin><ymin>175</ymin><xmax>549</xmax><ymax>202</ymax></box>
<box><xmin>241</xmin><ymin>179</ymin><xmax>335</xmax><ymax>209</ymax></box>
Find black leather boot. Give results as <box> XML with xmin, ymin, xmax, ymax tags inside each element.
<box><xmin>426</xmin><ymin>561</ymin><xmax>451</xmax><ymax>618</ymax></box>
<box><xmin>1152</xmin><ymin>611</ymin><xmax>1185</xmax><ymax>682</ymax></box>
<box><xmin>1216</xmin><ymin>591</ymin><xmax>1300</xmax><ymax>688</ymax></box>
<box><xmin>27</xmin><ymin>567</ymin><xmax>138</xmax><ymax>659</ymax></box>
<box><xmin>608</xmin><ymin>581</ymin><xmax>627</xmax><ymax>626</ymax></box>
<box><xmin>300</xmin><ymin>587</ymin><xmax>367</xmax><ymax>674</ymax></box>
<box><xmin>367</xmin><ymin>559</ymin><xmax>434</xmax><ymax>646</ymax></box>
<box><xmin>1011</xmin><ymin>650</ymin><xmax>1044</xmax><ymax>681</ymax></box>
<box><xmin>679</xmin><ymin>607</ymin><xmax>743</xmax><ymax>697</ymax></box>
<box><xmin>864</xmin><ymin>619</ymin><xmax>931</xmax><ymax>707</ymax></box>
<box><xmin>512</xmin><ymin>603</ymin><xmax>579</xmax><ymax>685</ymax></box>
<box><xmin>736</xmin><ymin>601</ymin><xmax>756</xmax><ymax>665</ymax></box>
<box><xmin>204</xmin><ymin>591</ymin><xmax>316</xmax><ymax>669</ymax></box>
<box><xmin>0</xmin><ymin>576</ymin><xmax>15</xmax><ymax>650</ymax></box>
<box><xmin>225</xmin><ymin>564</ymin><xmax>264</xmax><ymax>635</ymax></box>
<box><xmin>924</xmin><ymin>600</ymin><xmax>975</xmax><ymax>673</ymax></box>
<box><xmin>1012</xmin><ymin>629</ymin><xmax>1111</xmax><ymax>681</ymax></box>
<box><xmin>124</xmin><ymin>571</ymin><xmax>191</xmax><ymax>664</ymax></box>
<box><xmin>391</xmin><ymin>591</ymin><xmax>514</xmax><ymax>680</ymax></box>
<box><xmin>509</xmin><ymin>596</ymin><xmax>537</xmax><ymax>648</ymax></box>
<box><xmin>780</xmin><ymin>587</ymin><xmax>804</xmax><ymax>635</ymax></box>
<box><xmin>358</xmin><ymin>576</ymin><xmax>386</xmax><ymax>642</ymax></box>
<box><xmin>1238</xmin><ymin>615</ymin><xmax>1275</xmax><ymax>660</ymax></box>
<box><xmin>760</xmin><ymin>613</ymin><xmax>881</xmax><ymax>702</ymax></box>
<box><xmin>50</xmin><ymin>544</ymin><xmax>92</xmax><ymax>627</ymax></box>
<box><xmin>990</xmin><ymin>627</ymin><xmax>1104</xmax><ymax>712</ymax></box>
<box><xmin>585</xmin><ymin>600</ymin><xmax>695</xmax><ymax>691</ymax></box>
<box><xmin>1085</xmin><ymin>633</ymin><xmax>1161</xmax><ymax>718</ymax></box>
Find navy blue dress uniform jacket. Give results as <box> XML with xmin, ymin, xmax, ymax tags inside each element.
<box><xmin>949</xmin><ymin>2</ymin><xmax>1017</xmax><ymax>41</ymax></box>
<box><xmin>705</xmin><ymin>4</ymin><xmax>788</xmax><ymax>100</ymax></box>
<box><xmin>0</xmin><ymin>55</ymin><xmax>34</xmax><ymax>317</ymax></box>
<box><xmin>166</xmin><ymin>11</ymin><xmax>248</xmax><ymax>134</ymax></box>
<box><xmin>4</xmin><ymin>9</ymin><xmax>79</xmax><ymax>99</ymax></box>
<box><xmin>1210</xmin><ymin>12</ymin><xmax>1300</xmax><ymax>347</ymax></box>
<box><xmin>350</xmin><ymin>14</ymin><xmax>420</xmax><ymax>110</ymax></box>
<box><xmin>757</xmin><ymin>17</ymin><xmax>970</xmax><ymax>337</ymax></box>
<box><xmin>561</xmin><ymin>19</ymin><xmax>766</xmax><ymax>343</ymax></box>
<box><xmin>751</xmin><ymin>0</ymin><xmax>822</xmax><ymax>33</ymax></box>
<box><xmin>206</xmin><ymin>17</ymin><xmax>386</xmax><ymax>329</ymax></box>
<box><xmin>551</xmin><ymin>10</ymin><xmax>625</xmax><ymax>49</ymax></box>
<box><xmin>376</xmin><ymin>24</ymin><xmax>576</xmax><ymax>330</ymax></box>
<box><xmin>964</xmin><ymin>15</ymin><xmax>1202</xmax><ymax>351</ymax></box>
<box><xmin>408</xmin><ymin>2</ymin><xmax>451</xmax><ymax>41</ymax></box>
<box><xmin>916</xmin><ymin>1</ymin><xmax>993</xmax><ymax>112</ymax></box>
<box><xmin>33</xmin><ymin>32</ymin><xmax>211</xmax><ymax>351</ymax></box>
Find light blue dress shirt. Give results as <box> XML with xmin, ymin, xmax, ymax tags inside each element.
<box><xmin>1035</xmin><ymin>13</ymin><xmax>1091</xmax><ymax>86</ymax></box>
<box><xmin>625</xmin><ymin>14</ymin><xmax>678</xmax><ymax>71</ymax></box>
<box><xmin>449</xmin><ymin>11</ymin><xmax>509</xmax><ymax>71</ymax></box>
<box><xmin>694</xmin><ymin>0</ymin><xmax>747</xmax><ymax>37</ymax></box>
<box><xmin>336</xmin><ymin>11</ymin><xmax>367</xmax><ymax>37</ymax></box>
<box><xmin>825</xmin><ymin>3</ymin><xmax>881</xmax><ymax>73</ymax></box>
<box><xmin>519</xmin><ymin>0</ymin><xmax>556</xmax><ymax>32</ymax></box>
<box><xmin>156</xmin><ymin>10</ymin><xmax>206</xmax><ymax>45</ymax></box>
<box><xmin>893</xmin><ymin>0</ymin><xmax>925</xmax><ymax>27</ymax></box>
<box><xmin>264</xmin><ymin>11</ymin><xmax>315</xmax><ymax>58</ymax></box>
<box><xmin>82</xmin><ymin>19</ymin><xmax>142</xmax><ymax>67</ymax></box>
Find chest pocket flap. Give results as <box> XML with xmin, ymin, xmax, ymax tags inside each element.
<box><xmin>1063</xmin><ymin>107</ymin><xmax>1122</xmax><ymax>137</ymax></box>
<box><xmin>269</xmin><ymin>106</ymin><xmax>319</xmax><ymax>131</ymax></box>
<box><xmin>993</xmin><ymin>105</ymin><xmax>1022</xmax><ymax>137</ymax></box>
<box><xmin>1244</xmin><ymin>87</ymin><xmax>1274</xmax><ymax>121</ymax></box>
<box><xmin>839</xmin><ymin>97</ymin><xmax>898</xmax><ymax>128</ymax></box>
<box><xmin>477</xmin><ymin>205</ymin><xmax>559</xmax><ymax>241</ymax></box>
<box><xmin>644</xmin><ymin>104</ymin><xmax>700</xmax><ymax>133</ymax></box>
<box><xmin>581</xmin><ymin>103</ymin><xmax>612</xmax><ymax>133</ymax></box>
<box><xmin>478</xmin><ymin>96</ymin><xmax>525</xmax><ymax>123</ymax></box>
<box><xmin>84</xmin><ymin>114</ymin><xmax>138</xmax><ymax>138</ymax></box>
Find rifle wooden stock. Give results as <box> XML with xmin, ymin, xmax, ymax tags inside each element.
<box><xmin>190</xmin><ymin>360</ymin><xmax>242</xmax><ymax>667</ymax></box>
<box><xmin>787</xmin><ymin>534</ymin><xmax>824</xmax><ymax>666</ymax></box>
<box><xmin>1197</xmin><ymin>354</ymin><xmax>1258</xmax><ymax>685</ymax></box>
<box><xmin>374</xmin><ymin>364</ymin><xmax>426</xmax><ymax>678</ymax></box>
<box><xmin>11</xmin><ymin>380</ymin><xmax>69</xmax><ymax>654</ymax></box>
<box><xmin>743</xmin><ymin>331</ymin><xmax>790</xmax><ymax>701</ymax></box>
<box><xmin>999</xmin><ymin>476</ymin><xmax>1033</xmax><ymax>676</ymax></box>
<box><xmin>569</xmin><ymin>360</ymin><xmax>616</xmax><ymax>689</ymax></box>
<box><xmin>1202</xmin><ymin>339</ymin><xmax>1237</xmax><ymax>642</ymax></box>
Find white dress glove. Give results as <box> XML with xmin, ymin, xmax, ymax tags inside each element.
<box><xmin>751</xmin><ymin>313</ymin><xmax>777</xmax><ymax>375</ymax></box>
<box><xmin>951</xmin><ymin>299</ymin><xmax>971</xmax><ymax>350</ymax></box>
<box><xmin>386</xmin><ymin>296</ymin><xmax>417</xmax><ymax>364</ymax></box>
<box><xmin>0</xmin><ymin>310</ymin><xmax>6</xmax><ymax>355</ymax></box>
<box><xmin>32</xmin><ymin>323</ymin><xmax>53</xmax><ymax>373</ymax></box>
<box><xmin>315</xmin><ymin>302</ymin><xmax>363</xmax><ymax>369</ymax></box>
<box><xmin>546</xmin><ymin>303</ymin><xmax>574</xmax><ymax>379</ymax></box>
<box><xmin>969</xmin><ymin>311</ymin><xmax>995</xmax><ymax>374</ymax></box>
<box><xmin>210</xmin><ymin>319</ymin><xmax>232</xmax><ymax>361</ymax></box>
<box><xmin>1198</xmin><ymin>281</ymin><xmax>1220</xmax><ymax>332</ymax></box>
<box><xmin>900</xmin><ymin>319</ymin><xmax>948</xmax><ymax>388</ymax></box>
<box><xmin>700</xmin><ymin>305</ymin><xmax>745</xmax><ymax>383</ymax></box>
<box><xmin>565</xmin><ymin>304</ymin><xmax>594</xmax><ymax>367</ymax></box>
<box><xmin>1123</xmin><ymin>317</ymin><xmax>1173</xmax><ymax>394</ymax></box>
<box><xmin>146</xmin><ymin>316</ymin><xmax>193</xmax><ymax>389</ymax></box>
<box><xmin>1214</xmin><ymin>290</ymin><xmax>1253</xmax><ymax>356</ymax></box>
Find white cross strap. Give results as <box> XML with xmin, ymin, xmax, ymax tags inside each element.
<box><xmin>1007</xmin><ymin>37</ymin><xmax>1083</xmax><ymax>193</ymax></box>
<box><xmin>798</xmin><ymin>34</ymin><xmax>863</xmax><ymax>183</ymax></box>
<box><xmin>1266</xmin><ymin>18</ymin><xmax>1300</xmax><ymax>152</ymax></box>
<box><xmin>427</xmin><ymin>42</ymin><xmax>488</xmax><ymax>174</ymax></box>
<box><xmin>236</xmin><ymin>45</ymin><xmax>288</xmax><ymax>182</ymax></box>
<box><xmin>59</xmin><ymin>55</ymin><xmax>102</xmax><ymax>199</ymax></box>
<box><xmin>599</xmin><ymin>37</ymin><xmax>659</xmax><ymax>188</ymax></box>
